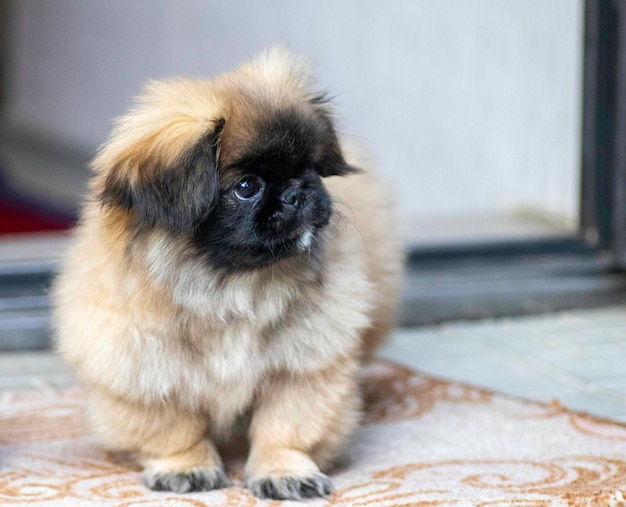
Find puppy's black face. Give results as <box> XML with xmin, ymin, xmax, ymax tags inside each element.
<box><xmin>193</xmin><ymin>108</ymin><xmax>352</xmax><ymax>271</ymax></box>
<box><xmin>98</xmin><ymin>97</ymin><xmax>356</xmax><ymax>272</ymax></box>
<box><xmin>193</xmin><ymin>168</ymin><xmax>331</xmax><ymax>271</ymax></box>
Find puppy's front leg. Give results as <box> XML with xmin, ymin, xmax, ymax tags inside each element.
<box><xmin>245</xmin><ymin>359</ymin><xmax>360</xmax><ymax>500</ymax></box>
<box><xmin>89</xmin><ymin>390</ymin><xmax>228</xmax><ymax>493</ymax></box>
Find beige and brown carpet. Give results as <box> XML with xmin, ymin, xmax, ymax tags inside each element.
<box><xmin>1</xmin><ymin>360</ymin><xmax>626</xmax><ymax>506</ymax></box>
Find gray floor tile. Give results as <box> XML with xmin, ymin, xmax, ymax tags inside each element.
<box><xmin>588</xmin><ymin>376</ymin><xmax>626</xmax><ymax>391</ymax></box>
<box><xmin>533</xmin><ymin>350</ymin><xmax>626</xmax><ymax>381</ymax></box>
<box><xmin>384</xmin><ymin>305</ymin><xmax>626</xmax><ymax>420</ymax></box>
<box><xmin>568</xmin><ymin>307</ymin><xmax>626</xmax><ymax>328</ymax></box>
<box><xmin>0</xmin><ymin>373</ymin><xmax>77</xmax><ymax>390</ymax></box>
<box><xmin>550</xmin><ymin>392</ymin><xmax>626</xmax><ymax>417</ymax></box>
<box><xmin>499</xmin><ymin>384</ymin><xmax>582</xmax><ymax>403</ymax></box>
<box><xmin>0</xmin><ymin>351</ymin><xmax>70</xmax><ymax>377</ymax></box>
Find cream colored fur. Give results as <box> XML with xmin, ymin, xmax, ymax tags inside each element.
<box><xmin>53</xmin><ymin>48</ymin><xmax>403</xmax><ymax>499</ymax></box>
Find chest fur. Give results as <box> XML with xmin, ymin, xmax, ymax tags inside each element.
<box><xmin>122</xmin><ymin>240</ymin><xmax>367</xmax><ymax>425</ymax></box>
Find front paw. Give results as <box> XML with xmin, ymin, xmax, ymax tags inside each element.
<box><xmin>247</xmin><ymin>472</ymin><xmax>332</xmax><ymax>500</ymax></box>
<box><xmin>143</xmin><ymin>466</ymin><xmax>229</xmax><ymax>493</ymax></box>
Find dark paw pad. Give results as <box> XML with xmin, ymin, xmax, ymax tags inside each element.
<box><xmin>248</xmin><ymin>473</ymin><xmax>332</xmax><ymax>500</ymax></box>
<box><xmin>143</xmin><ymin>466</ymin><xmax>229</xmax><ymax>493</ymax></box>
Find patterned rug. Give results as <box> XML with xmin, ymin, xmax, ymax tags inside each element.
<box><xmin>1</xmin><ymin>360</ymin><xmax>626</xmax><ymax>506</ymax></box>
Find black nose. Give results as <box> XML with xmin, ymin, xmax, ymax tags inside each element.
<box><xmin>280</xmin><ymin>186</ymin><xmax>305</xmax><ymax>209</ymax></box>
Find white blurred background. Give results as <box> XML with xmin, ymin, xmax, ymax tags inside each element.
<box><xmin>0</xmin><ymin>0</ymin><xmax>584</xmax><ymax>243</ymax></box>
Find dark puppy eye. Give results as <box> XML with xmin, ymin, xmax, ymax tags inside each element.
<box><xmin>234</xmin><ymin>175</ymin><xmax>265</xmax><ymax>200</ymax></box>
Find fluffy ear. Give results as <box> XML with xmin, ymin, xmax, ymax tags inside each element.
<box><xmin>316</xmin><ymin>136</ymin><xmax>361</xmax><ymax>177</ymax></box>
<box><xmin>309</xmin><ymin>95</ymin><xmax>361</xmax><ymax>178</ymax></box>
<box><xmin>99</xmin><ymin>120</ymin><xmax>224</xmax><ymax>232</ymax></box>
<box><xmin>314</xmin><ymin>120</ymin><xmax>361</xmax><ymax>177</ymax></box>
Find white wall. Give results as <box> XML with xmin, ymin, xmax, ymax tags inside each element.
<box><xmin>3</xmin><ymin>0</ymin><xmax>584</xmax><ymax>224</ymax></box>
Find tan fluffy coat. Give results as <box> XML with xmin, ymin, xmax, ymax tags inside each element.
<box><xmin>53</xmin><ymin>48</ymin><xmax>403</xmax><ymax>499</ymax></box>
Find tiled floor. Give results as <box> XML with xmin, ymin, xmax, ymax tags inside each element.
<box><xmin>381</xmin><ymin>306</ymin><xmax>626</xmax><ymax>421</ymax></box>
<box><xmin>3</xmin><ymin>305</ymin><xmax>626</xmax><ymax>422</ymax></box>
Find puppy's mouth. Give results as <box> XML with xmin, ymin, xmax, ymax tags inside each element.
<box><xmin>257</xmin><ymin>226</ymin><xmax>317</xmax><ymax>258</ymax></box>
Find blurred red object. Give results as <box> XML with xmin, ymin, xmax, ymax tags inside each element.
<box><xmin>0</xmin><ymin>201</ymin><xmax>73</xmax><ymax>234</ymax></box>
<box><xmin>0</xmin><ymin>169</ymin><xmax>75</xmax><ymax>234</ymax></box>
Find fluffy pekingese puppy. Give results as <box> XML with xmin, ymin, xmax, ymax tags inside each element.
<box><xmin>53</xmin><ymin>48</ymin><xmax>403</xmax><ymax>500</ymax></box>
